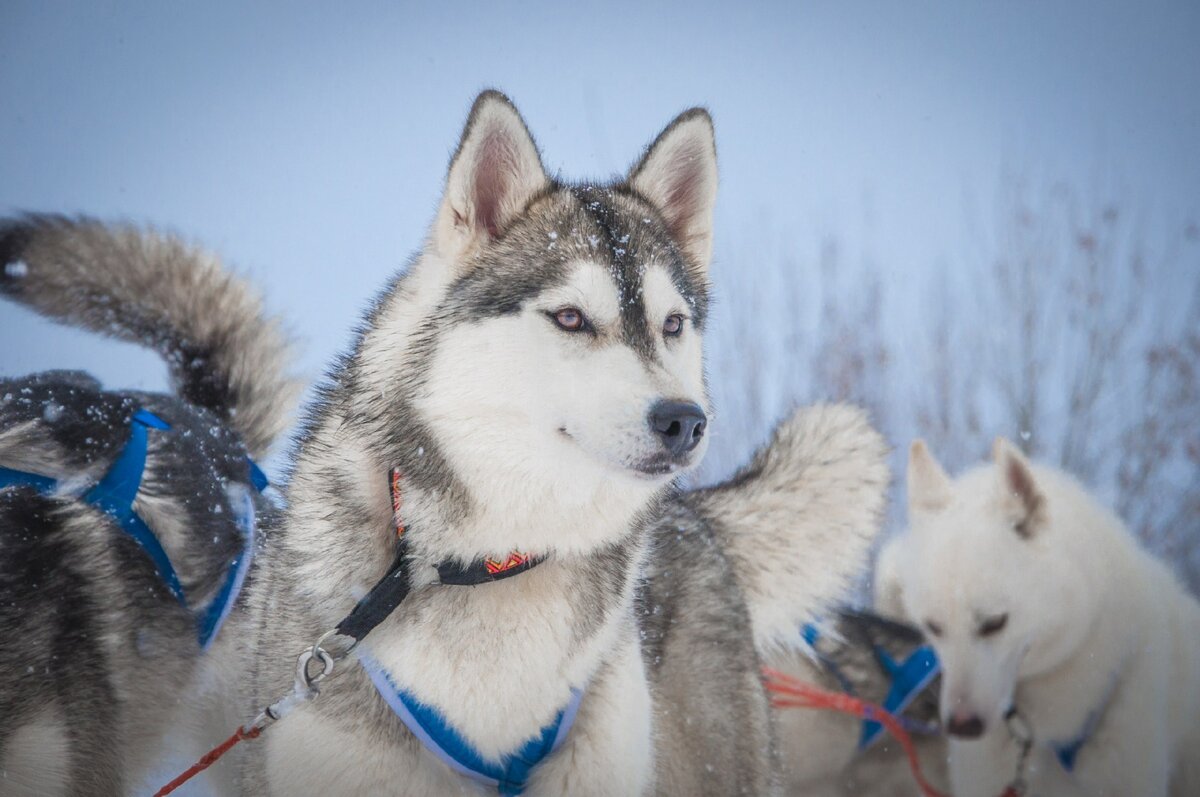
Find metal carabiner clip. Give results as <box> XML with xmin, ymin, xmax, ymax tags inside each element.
<box><xmin>311</xmin><ymin>627</ymin><xmax>358</xmax><ymax>666</ymax></box>
<box><xmin>1003</xmin><ymin>707</ymin><xmax>1034</xmax><ymax>796</ymax></box>
<box><xmin>296</xmin><ymin>645</ymin><xmax>336</xmax><ymax>690</ymax></box>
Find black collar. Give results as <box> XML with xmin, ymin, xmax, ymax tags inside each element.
<box><xmin>333</xmin><ymin>468</ymin><xmax>543</xmax><ymax>644</ymax></box>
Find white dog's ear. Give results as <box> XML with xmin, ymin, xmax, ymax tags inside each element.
<box><xmin>993</xmin><ymin>437</ymin><xmax>1043</xmax><ymax>538</ymax></box>
<box><xmin>908</xmin><ymin>439</ymin><xmax>952</xmax><ymax>515</ymax></box>
<box><xmin>628</xmin><ymin>108</ymin><xmax>718</xmax><ymax>274</ymax></box>
<box><xmin>435</xmin><ymin>90</ymin><xmax>549</xmax><ymax>261</ymax></box>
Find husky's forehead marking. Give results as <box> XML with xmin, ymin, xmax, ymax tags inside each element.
<box><xmin>446</xmin><ymin>184</ymin><xmax>709</xmax><ymax>363</ymax></box>
<box><xmin>571</xmin><ymin>186</ymin><xmax>679</xmax><ymax>364</ymax></box>
<box><xmin>566</xmin><ymin>185</ymin><xmax>709</xmax><ymax>324</ymax></box>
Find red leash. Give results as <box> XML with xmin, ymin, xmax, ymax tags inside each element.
<box><xmin>162</xmin><ymin>665</ymin><xmax>969</xmax><ymax>797</ymax></box>
<box><xmin>762</xmin><ymin>665</ymin><xmax>950</xmax><ymax>797</ymax></box>
<box><xmin>153</xmin><ymin>725</ymin><xmax>260</xmax><ymax>796</ymax></box>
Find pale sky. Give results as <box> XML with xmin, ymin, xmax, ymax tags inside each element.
<box><xmin>3</xmin><ymin>0</ymin><xmax>1198</xmax><ymax>477</ymax></box>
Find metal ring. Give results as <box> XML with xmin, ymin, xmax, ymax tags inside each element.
<box><xmin>1004</xmin><ymin>706</ymin><xmax>1033</xmax><ymax>746</ymax></box>
<box><xmin>313</xmin><ymin>628</ymin><xmax>358</xmax><ymax>663</ymax></box>
<box><xmin>297</xmin><ymin>646</ymin><xmax>335</xmax><ymax>687</ymax></box>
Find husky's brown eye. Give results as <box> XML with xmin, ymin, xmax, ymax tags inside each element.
<box><xmin>663</xmin><ymin>314</ymin><xmax>685</xmax><ymax>337</ymax></box>
<box><xmin>551</xmin><ymin>307</ymin><xmax>587</xmax><ymax>332</ymax></box>
<box><xmin>924</xmin><ymin>620</ymin><xmax>943</xmax><ymax>638</ymax></box>
<box><xmin>978</xmin><ymin>613</ymin><xmax>1008</xmax><ymax>637</ymax></box>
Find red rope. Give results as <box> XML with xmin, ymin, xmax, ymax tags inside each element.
<box><xmin>157</xmin><ymin>671</ymin><xmax>954</xmax><ymax>797</ymax></box>
<box><xmin>762</xmin><ymin>666</ymin><xmax>950</xmax><ymax>797</ymax></box>
<box><xmin>153</xmin><ymin>724</ymin><xmax>261</xmax><ymax>797</ymax></box>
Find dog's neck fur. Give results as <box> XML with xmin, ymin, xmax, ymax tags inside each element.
<box><xmin>1011</xmin><ymin>496</ymin><xmax>1146</xmax><ymax>746</ymax></box>
<box><xmin>277</xmin><ymin>252</ymin><xmax>663</xmax><ymax>758</ymax></box>
<box><xmin>1014</xmin><ymin>601</ymin><xmax>1133</xmax><ymax>747</ymax></box>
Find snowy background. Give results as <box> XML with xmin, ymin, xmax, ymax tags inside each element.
<box><xmin>2</xmin><ymin>0</ymin><xmax>1198</xmax><ymax>594</ymax></box>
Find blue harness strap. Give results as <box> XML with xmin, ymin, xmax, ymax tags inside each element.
<box><xmin>360</xmin><ymin>652</ymin><xmax>583</xmax><ymax>795</ymax></box>
<box><xmin>85</xmin><ymin>409</ymin><xmax>188</xmax><ymax>604</ymax></box>
<box><xmin>800</xmin><ymin>622</ymin><xmax>941</xmax><ymax>751</ymax></box>
<box><xmin>800</xmin><ymin>622</ymin><xmax>858</xmax><ymax>696</ymax></box>
<box><xmin>0</xmin><ymin>408</ymin><xmax>260</xmax><ymax>649</ymax></box>
<box><xmin>195</xmin><ymin>482</ymin><xmax>257</xmax><ymax>650</ymax></box>
<box><xmin>0</xmin><ymin>467</ymin><xmax>58</xmax><ymax>494</ymax></box>
<box><xmin>246</xmin><ymin>458</ymin><xmax>270</xmax><ymax>493</ymax></box>
<box><xmin>1054</xmin><ymin>738</ymin><xmax>1084</xmax><ymax>772</ymax></box>
<box><xmin>1020</xmin><ymin>657</ymin><xmax>1126</xmax><ymax>774</ymax></box>
<box><xmin>858</xmin><ymin>643</ymin><xmax>940</xmax><ymax>749</ymax></box>
<box><xmin>1050</xmin><ymin>677</ymin><xmax>1116</xmax><ymax>773</ymax></box>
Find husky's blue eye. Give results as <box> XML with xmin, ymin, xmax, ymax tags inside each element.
<box><xmin>551</xmin><ymin>307</ymin><xmax>588</xmax><ymax>332</ymax></box>
<box><xmin>663</xmin><ymin>314</ymin><xmax>685</xmax><ymax>337</ymax></box>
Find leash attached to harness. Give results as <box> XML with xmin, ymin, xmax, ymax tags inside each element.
<box><xmin>764</xmin><ymin>666</ymin><xmax>950</xmax><ymax>797</ymax></box>
<box><xmin>859</xmin><ymin>639</ymin><xmax>940</xmax><ymax>748</ymax></box>
<box><xmin>157</xmin><ymin>466</ymin><xmax>570</xmax><ymax>796</ymax></box>
<box><xmin>0</xmin><ymin>408</ymin><xmax>261</xmax><ymax>649</ymax></box>
<box><xmin>800</xmin><ymin>621</ymin><xmax>941</xmax><ymax>749</ymax></box>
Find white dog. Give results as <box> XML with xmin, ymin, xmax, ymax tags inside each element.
<box><xmin>884</xmin><ymin>438</ymin><xmax>1200</xmax><ymax>796</ymax></box>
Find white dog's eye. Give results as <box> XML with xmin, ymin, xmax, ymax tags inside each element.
<box><xmin>550</xmin><ymin>307</ymin><xmax>589</xmax><ymax>333</ymax></box>
<box><xmin>924</xmin><ymin>619</ymin><xmax>944</xmax><ymax>638</ymax></box>
<box><xmin>663</xmin><ymin>314</ymin><xmax>685</xmax><ymax>337</ymax></box>
<box><xmin>978</xmin><ymin>613</ymin><xmax>1008</xmax><ymax>637</ymax></box>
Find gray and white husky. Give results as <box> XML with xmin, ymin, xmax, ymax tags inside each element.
<box><xmin>222</xmin><ymin>91</ymin><xmax>891</xmax><ymax>796</ymax></box>
<box><xmin>0</xmin><ymin>215</ymin><xmax>300</xmax><ymax>795</ymax></box>
<box><xmin>0</xmin><ymin>93</ymin><xmax>892</xmax><ymax>796</ymax></box>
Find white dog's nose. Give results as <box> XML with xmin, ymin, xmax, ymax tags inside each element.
<box><xmin>945</xmin><ymin>711</ymin><xmax>986</xmax><ymax>739</ymax></box>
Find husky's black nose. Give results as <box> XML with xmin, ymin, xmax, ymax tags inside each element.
<box><xmin>649</xmin><ymin>400</ymin><xmax>707</xmax><ymax>457</ymax></box>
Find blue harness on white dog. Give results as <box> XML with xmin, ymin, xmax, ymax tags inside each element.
<box><xmin>1047</xmin><ymin>665</ymin><xmax>1123</xmax><ymax>773</ymax></box>
<box><xmin>0</xmin><ymin>408</ymin><xmax>262</xmax><ymax>649</ymax></box>
<box><xmin>1053</xmin><ymin>728</ymin><xmax>1090</xmax><ymax>772</ymax></box>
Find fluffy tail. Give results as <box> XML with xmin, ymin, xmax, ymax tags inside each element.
<box><xmin>1</xmin><ymin>214</ymin><xmax>300</xmax><ymax>457</ymax></box>
<box><xmin>872</xmin><ymin>532</ymin><xmax>910</xmax><ymax>621</ymax></box>
<box><xmin>692</xmin><ymin>404</ymin><xmax>890</xmax><ymax>650</ymax></box>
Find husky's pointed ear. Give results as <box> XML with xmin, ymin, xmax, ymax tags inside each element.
<box><xmin>908</xmin><ymin>440</ymin><xmax>952</xmax><ymax>515</ymax></box>
<box><xmin>627</xmin><ymin>108</ymin><xmax>718</xmax><ymax>274</ymax></box>
<box><xmin>434</xmin><ymin>91</ymin><xmax>549</xmax><ymax>260</ymax></box>
<box><xmin>993</xmin><ymin>437</ymin><xmax>1043</xmax><ymax>539</ymax></box>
